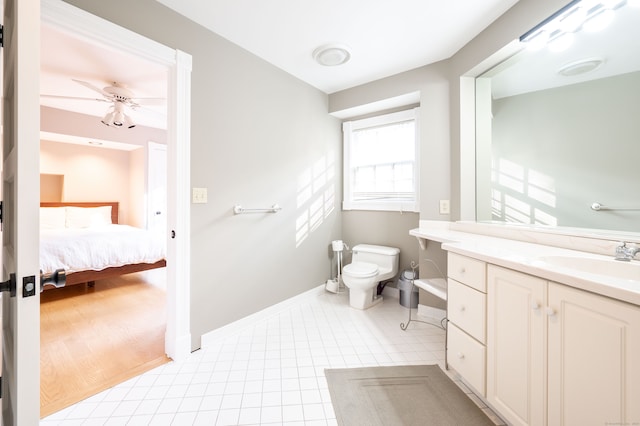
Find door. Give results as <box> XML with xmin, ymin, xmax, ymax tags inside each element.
<box><xmin>2</xmin><ymin>0</ymin><xmax>42</xmax><ymax>424</ymax></box>
<box><xmin>147</xmin><ymin>141</ymin><xmax>167</xmax><ymax>238</ymax></box>
<box><xmin>487</xmin><ymin>265</ymin><xmax>546</xmax><ymax>426</ymax></box>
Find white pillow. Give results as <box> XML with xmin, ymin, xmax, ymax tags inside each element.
<box><xmin>66</xmin><ymin>206</ymin><xmax>113</xmax><ymax>228</ymax></box>
<box><xmin>40</xmin><ymin>207</ymin><xmax>67</xmax><ymax>229</ymax></box>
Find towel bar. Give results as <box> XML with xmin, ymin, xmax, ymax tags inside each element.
<box><xmin>233</xmin><ymin>204</ymin><xmax>282</xmax><ymax>214</ymax></box>
<box><xmin>591</xmin><ymin>202</ymin><xmax>640</xmax><ymax>211</ymax></box>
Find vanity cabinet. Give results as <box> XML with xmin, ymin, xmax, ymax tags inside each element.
<box><xmin>446</xmin><ymin>253</ymin><xmax>487</xmax><ymax>396</ymax></box>
<box><xmin>487</xmin><ymin>264</ymin><xmax>640</xmax><ymax>426</ymax></box>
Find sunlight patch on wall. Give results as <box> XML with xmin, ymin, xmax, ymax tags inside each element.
<box><xmin>491</xmin><ymin>158</ymin><xmax>558</xmax><ymax>226</ymax></box>
<box><xmin>295</xmin><ymin>152</ymin><xmax>336</xmax><ymax>247</ymax></box>
<box><xmin>527</xmin><ymin>169</ymin><xmax>556</xmax><ymax>208</ymax></box>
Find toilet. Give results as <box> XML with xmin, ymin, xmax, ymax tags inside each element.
<box><xmin>342</xmin><ymin>244</ymin><xmax>400</xmax><ymax>309</ymax></box>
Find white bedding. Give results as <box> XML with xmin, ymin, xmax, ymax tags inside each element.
<box><xmin>40</xmin><ymin>224</ymin><xmax>166</xmax><ymax>274</ymax></box>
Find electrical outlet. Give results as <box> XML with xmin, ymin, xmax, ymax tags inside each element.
<box><xmin>192</xmin><ymin>187</ymin><xmax>208</xmax><ymax>204</ymax></box>
<box><xmin>439</xmin><ymin>199</ymin><xmax>450</xmax><ymax>215</ymax></box>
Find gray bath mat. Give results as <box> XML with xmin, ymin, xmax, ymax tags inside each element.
<box><xmin>325</xmin><ymin>364</ymin><xmax>495</xmax><ymax>426</ymax></box>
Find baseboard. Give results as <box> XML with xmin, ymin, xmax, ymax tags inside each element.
<box><xmin>200</xmin><ymin>284</ymin><xmax>326</xmax><ymax>348</ymax></box>
<box><xmin>382</xmin><ymin>286</ymin><xmax>400</xmax><ymax>299</ymax></box>
<box><xmin>166</xmin><ymin>332</ymin><xmax>192</xmax><ymax>362</ymax></box>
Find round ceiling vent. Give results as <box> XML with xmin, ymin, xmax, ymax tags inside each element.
<box><xmin>558</xmin><ymin>58</ymin><xmax>605</xmax><ymax>76</ymax></box>
<box><xmin>313</xmin><ymin>44</ymin><xmax>351</xmax><ymax>66</ymax></box>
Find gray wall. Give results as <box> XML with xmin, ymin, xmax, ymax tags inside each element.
<box><xmin>490</xmin><ymin>72</ymin><xmax>640</xmax><ymax>231</ymax></box>
<box><xmin>328</xmin><ymin>0</ymin><xmax>571</xmax><ymax>302</ymax></box>
<box><xmin>63</xmin><ymin>0</ymin><xmax>577</xmax><ymax>347</ymax></box>
<box><xmin>65</xmin><ymin>0</ymin><xmax>342</xmax><ymax>349</ymax></box>
<box><xmin>341</xmin><ymin>211</ymin><xmax>419</xmax><ymax>286</ymax></box>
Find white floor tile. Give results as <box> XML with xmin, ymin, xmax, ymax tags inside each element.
<box><xmin>41</xmin><ymin>290</ymin><xmax>509</xmax><ymax>425</ymax></box>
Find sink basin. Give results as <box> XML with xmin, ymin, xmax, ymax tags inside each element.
<box><xmin>540</xmin><ymin>255</ymin><xmax>640</xmax><ymax>281</ymax></box>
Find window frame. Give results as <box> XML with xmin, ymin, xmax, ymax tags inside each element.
<box><xmin>342</xmin><ymin>107</ymin><xmax>420</xmax><ymax>212</ymax></box>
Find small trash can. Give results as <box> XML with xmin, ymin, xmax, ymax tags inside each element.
<box><xmin>398</xmin><ymin>269</ymin><xmax>418</xmax><ymax>308</ymax></box>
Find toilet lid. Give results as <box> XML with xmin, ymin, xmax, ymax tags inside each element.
<box><xmin>343</xmin><ymin>261</ymin><xmax>378</xmax><ymax>278</ymax></box>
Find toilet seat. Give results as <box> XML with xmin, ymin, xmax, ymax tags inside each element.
<box><xmin>343</xmin><ymin>261</ymin><xmax>378</xmax><ymax>278</ymax></box>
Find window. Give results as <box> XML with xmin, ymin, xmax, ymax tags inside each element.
<box><xmin>343</xmin><ymin>108</ymin><xmax>419</xmax><ymax>212</ymax></box>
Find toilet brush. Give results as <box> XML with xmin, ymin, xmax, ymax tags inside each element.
<box><xmin>325</xmin><ymin>240</ymin><xmax>344</xmax><ymax>293</ymax></box>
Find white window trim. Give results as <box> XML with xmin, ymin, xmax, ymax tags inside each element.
<box><xmin>343</xmin><ymin>107</ymin><xmax>420</xmax><ymax>212</ymax></box>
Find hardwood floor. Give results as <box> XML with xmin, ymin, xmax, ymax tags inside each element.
<box><xmin>40</xmin><ymin>272</ymin><xmax>170</xmax><ymax>418</ymax></box>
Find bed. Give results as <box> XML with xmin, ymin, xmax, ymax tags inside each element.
<box><xmin>40</xmin><ymin>202</ymin><xmax>167</xmax><ymax>289</ymax></box>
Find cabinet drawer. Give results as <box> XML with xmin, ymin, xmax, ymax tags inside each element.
<box><xmin>447</xmin><ymin>323</ymin><xmax>486</xmax><ymax>396</ymax></box>
<box><xmin>448</xmin><ymin>253</ymin><xmax>486</xmax><ymax>292</ymax></box>
<box><xmin>448</xmin><ymin>279</ymin><xmax>486</xmax><ymax>343</ymax></box>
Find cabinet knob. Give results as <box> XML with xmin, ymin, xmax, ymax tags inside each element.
<box><xmin>457</xmin><ymin>352</ymin><xmax>465</xmax><ymax>360</ymax></box>
<box><xmin>545</xmin><ymin>307</ymin><xmax>556</xmax><ymax>317</ymax></box>
<box><xmin>459</xmin><ymin>305</ymin><xmax>466</xmax><ymax>312</ymax></box>
<box><xmin>531</xmin><ymin>301</ymin><xmax>540</xmax><ymax>310</ymax></box>
<box><xmin>460</xmin><ymin>267</ymin><xmax>466</xmax><ymax>274</ymax></box>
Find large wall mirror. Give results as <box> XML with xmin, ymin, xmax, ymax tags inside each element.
<box><xmin>475</xmin><ymin>0</ymin><xmax>640</xmax><ymax>234</ymax></box>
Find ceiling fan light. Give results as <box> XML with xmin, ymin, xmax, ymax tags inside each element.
<box><xmin>101</xmin><ymin>110</ymin><xmax>115</xmax><ymax>127</ymax></box>
<box><xmin>125</xmin><ymin>114</ymin><xmax>136</xmax><ymax>129</ymax></box>
<box><xmin>113</xmin><ymin>109</ymin><xmax>125</xmax><ymax>127</ymax></box>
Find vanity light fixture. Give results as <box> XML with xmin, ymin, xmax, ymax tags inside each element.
<box><xmin>520</xmin><ymin>0</ymin><xmax>627</xmax><ymax>50</ymax></box>
<box><xmin>313</xmin><ymin>44</ymin><xmax>352</xmax><ymax>66</ymax></box>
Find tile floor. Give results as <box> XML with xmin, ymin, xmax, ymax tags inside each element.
<box><xmin>41</xmin><ymin>287</ymin><xmax>504</xmax><ymax>425</ymax></box>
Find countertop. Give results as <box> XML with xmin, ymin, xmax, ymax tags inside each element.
<box><xmin>411</xmin><ymin>222</ymin><xmax>640</xmax><ymax>307</ymax></box>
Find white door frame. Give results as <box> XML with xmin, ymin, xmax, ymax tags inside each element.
<box><xmin>41</xmin><ymin>0</ymin><xmax>192</xmax><ymax>361</ymax></box>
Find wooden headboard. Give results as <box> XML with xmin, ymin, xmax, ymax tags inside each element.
<box><xmin>40</xmin><ymin>202</ymin><xmax>119</xmax><ymax>224</ymax></box>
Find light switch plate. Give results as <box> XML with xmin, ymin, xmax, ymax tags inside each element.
<box><xmin>192</xmin><ymin>187</ymin><xmax>208</xmax><ymax>204</ymax></box>
<box><xmin>439</xmin><ymin>199</ymin><xmax>450</xmax><ymax>214</ymax></box>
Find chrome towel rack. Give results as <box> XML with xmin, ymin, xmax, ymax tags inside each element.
<box><xmin>233</xmin><ymin>204</ymin><xmax>282</xmax><ymax>215</ymax></box>
<box><xmin>591</xmin><ymin>202</ymin><xmax>640</xmax><ymax>211</ymax></box>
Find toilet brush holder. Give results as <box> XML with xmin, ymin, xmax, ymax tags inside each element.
<box><xmin>325</xmin><ymin>279</ymin><xmax>339</xmax><ymax>293</ymax></box>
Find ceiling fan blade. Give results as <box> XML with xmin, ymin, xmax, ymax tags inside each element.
<box><xmin>132</xmin><ymin>97</ymin><xmax>166</xmax><ymax>106</ymax></box>
<box><xmin>72</xmin><ymin>79</ymin><xmax>111</xmax><ymax>98</ymax></box>
<box><xmin>40</xmin><ymin>94</ymin><xmax>110</xmax><ymax>103</ymax></box>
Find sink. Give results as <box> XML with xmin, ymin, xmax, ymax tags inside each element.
<box><xmin>540</xmin><ymin>255</ymin><xmax>640</xmax><ymax>281</ymax></box>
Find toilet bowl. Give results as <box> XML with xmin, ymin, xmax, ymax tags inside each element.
<box><xmin>342</xmin><ymin>244</ymin><xmax>400</xmax><ymax>309</ymax></box>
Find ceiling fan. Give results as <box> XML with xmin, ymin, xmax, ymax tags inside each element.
<box><xmin>41</xmin><ymin>79</ymin><xmax>165</xmax><ymax>129</ymax></box>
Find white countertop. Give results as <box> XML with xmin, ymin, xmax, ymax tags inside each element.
<box><xmin>411</xmin><ymin>222</ymin><xmax>640</xmax><ymax>307</ymax></box>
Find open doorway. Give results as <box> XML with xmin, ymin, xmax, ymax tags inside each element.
<box><xmin>38</xmin><ymin>0</ymin><xmax>192</xmax><ymax>417</ymax></box>
<box><xmin>39</xmin><ymin>23</ymin><xmax>170</xmax><ymax>417</ymax></box>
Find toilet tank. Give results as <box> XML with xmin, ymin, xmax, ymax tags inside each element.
<box><xmin>352</xmin><ymin>244</ymin><xmax>400</xmax><ymax>279</ymax></box>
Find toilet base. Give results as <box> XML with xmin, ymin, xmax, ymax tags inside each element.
<box><xmin>348</xmin><ymin>289</ymin><xmax>383</xmax><ymax>309</ymax></box>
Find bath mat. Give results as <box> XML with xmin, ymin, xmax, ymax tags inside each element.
<box><xmin>325</xmin><ymin>364</ymin><xmax>495</xmax><ymax>426</ymax></box>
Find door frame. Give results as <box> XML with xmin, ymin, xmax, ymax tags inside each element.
<box><xmin>41</xmin><ymin>0</ymin><xmax>192</xmax><ymax>361</ymax></box>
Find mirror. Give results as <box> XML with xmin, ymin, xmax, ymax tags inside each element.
<box><xmin>475</xmin><ymin>1</ymin><xmax>640</xmax><ymax>234</ymax></box>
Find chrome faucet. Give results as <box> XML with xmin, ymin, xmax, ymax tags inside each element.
<box><xmin>615</xmin><ymin>242</ymin><xmax>640</xmax><ymax>262</ymax></box>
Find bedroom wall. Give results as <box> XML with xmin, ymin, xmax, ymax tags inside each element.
<box><xmin>40</xmin><ymin>140</ymin><xmax>135</xmax><ymax>225</ymax></box>
<box><xmin>63</xmin><ymin>0</ymin><xmax>343</xmax><ymax>350</ymax></box>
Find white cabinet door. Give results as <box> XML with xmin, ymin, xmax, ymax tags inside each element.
<box><xmin>487</xmin><ymin>265</ymin><xmax>546</xmax><ymax>426</ymax></box>
<box><xmin>548</xmin><ymin>283</ymin><xmax>640</xmax><ymax>426</ymax></box>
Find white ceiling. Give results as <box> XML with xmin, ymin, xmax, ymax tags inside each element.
<box><xmin>40</xmin><ymin>0</ymin><xmax>522</xmax><ymax>131</ymax></box>
<box><xmin>154</xmin><ymin>0</ymin><xmax>520</xmax><ymax>94</ymax></box>
<box><xmin>40</xmin><ymin>1</ymin><xmax>639</xmax><ymax>133</ymax></box>
<box><xmin>40</xmin><ymin>24</ymin><xmax>168</xmax><ymax>130</ymax></box>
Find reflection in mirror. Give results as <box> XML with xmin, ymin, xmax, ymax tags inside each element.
<box><xmin>476</xmin><ymin>0</ymin><xmax>640</xmax><ymax>234</ymax></box>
